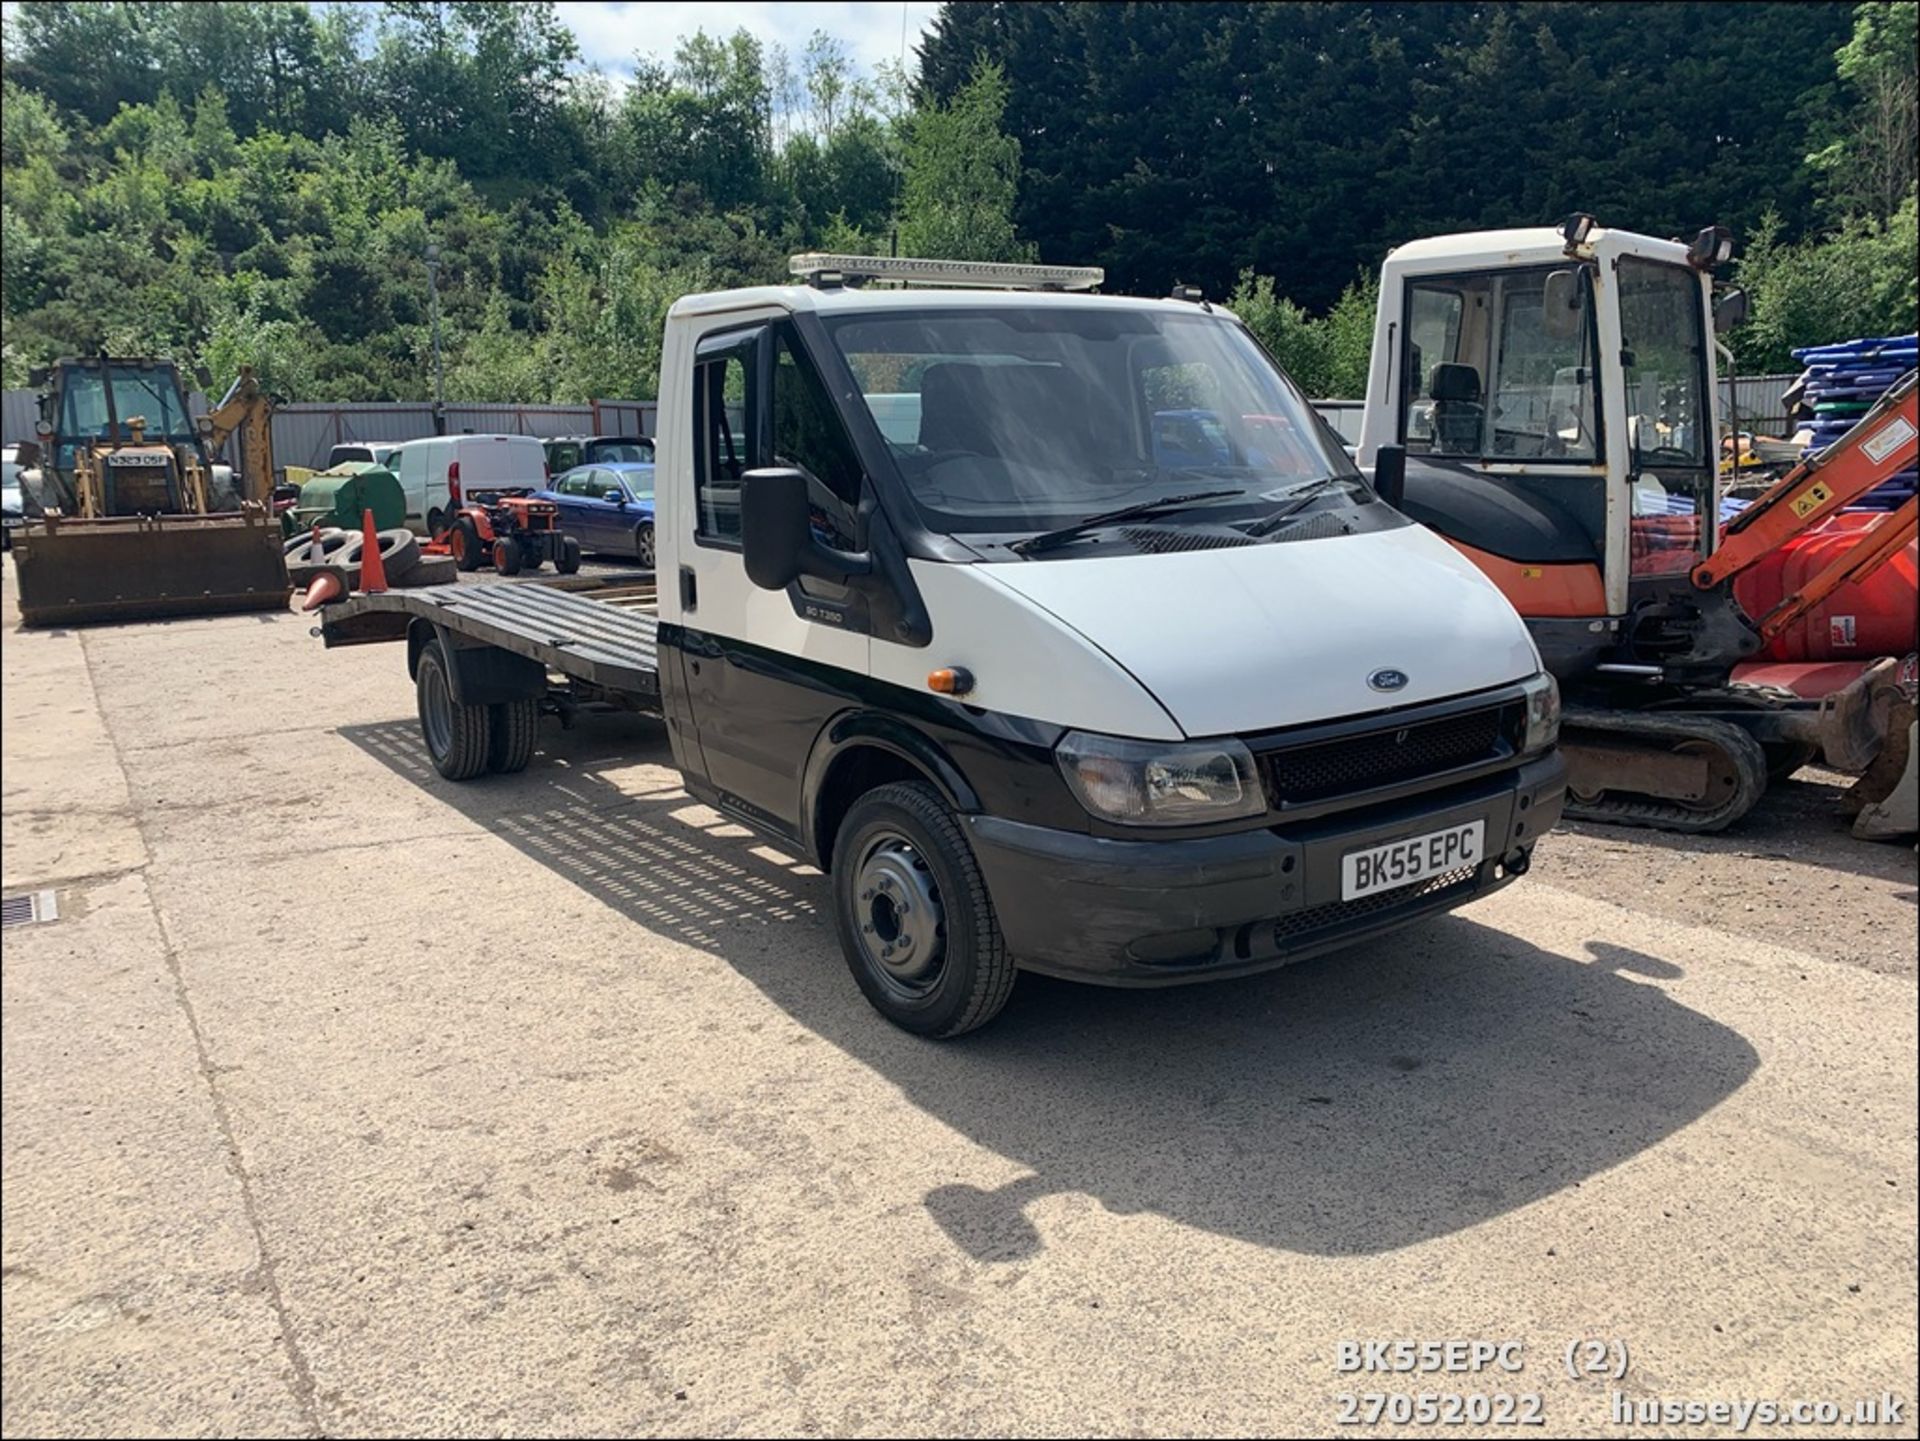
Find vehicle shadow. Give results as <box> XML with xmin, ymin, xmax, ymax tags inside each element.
<box><xmin>341</xmin><ymin>713</ymin><xmax>1759</xmax><ymax>1261</ymax></box>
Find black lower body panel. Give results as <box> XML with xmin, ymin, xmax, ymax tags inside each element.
<box><xmin>961</xmin><ymin>753</ymin><xmax>1567</xmax><ymax>987</ymax></box>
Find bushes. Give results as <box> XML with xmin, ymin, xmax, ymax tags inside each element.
<box><xmin>1731</xmin><ymin>193</ymin><xmax>1919</xmax><ymax>371</ymax></box>
<box><xmin>1228</xmin><ymin>269</ymin><xmax>1378</xmax><ymax>399</ymax></box>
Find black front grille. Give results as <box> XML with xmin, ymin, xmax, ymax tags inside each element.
<box><xmin>1272</xmin><ymin>865</ymin><xmax>1480</xmax><ymax>949</ymax></box>
<box><xmin>1260</xmin><ymin>703</ymin><xmax>1517</xmax><ymax>806</ymax></box>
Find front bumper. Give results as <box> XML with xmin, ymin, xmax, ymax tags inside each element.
<box><xmin>963</xmin><ymin>751</ymin><xmax>1567</xmax><ymax>987</ymax></box>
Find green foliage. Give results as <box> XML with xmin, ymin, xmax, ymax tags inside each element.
<box><xmin>1229</xmin><ymin>269</ymin><xmax>1378</xmax><ymax>399</ymax></box>
<box><xmin>1730</xmin><ymin>194</ymin><xmax>1919</xmax><ymax>371</ymax></box>
<box><xmin>920</xmin><ymin>1</ymin><xmax>1859</xmax><ymax>311</ymax></box>
<box><xmin>6</xmin><ymin>0</ymin><xmax>1898</xmax><ymax>410</ymax></box>
<box><xmin>1806</xmin><ymin>1</ymin><xmax>1919</xmax><ymax>220</ymax></box>
<box><xmin>897</xmin><ymin>62</ymin><xmax>1032</xmax><ymax>262</ymax></box>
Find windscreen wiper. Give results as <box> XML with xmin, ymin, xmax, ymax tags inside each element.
<box><xmin>1245</xmin><ymin>474</ymin><xmax>1351</xmax><ymax>536</ymax></box>
<box><xmin>1011</xmin><ymin>488</ymin><xmax>1244</xmax><ymax>556</ymax></box>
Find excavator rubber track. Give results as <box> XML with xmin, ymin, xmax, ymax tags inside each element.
<box><xmin>1560</xmin><ymin>707</ymin><xmax>1770</xmax><ymax>833</ymax></box>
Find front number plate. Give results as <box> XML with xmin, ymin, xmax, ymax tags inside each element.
<box><xmin>1341</xmin><ymin>820</ymin><xmax>1485</xmax><ymax>901</ymax></box>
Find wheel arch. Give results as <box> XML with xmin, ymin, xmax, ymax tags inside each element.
<box><xmin>801</xmin><ymin>712</ymin><xmax>982</xmax><ymax>870</ymax></box>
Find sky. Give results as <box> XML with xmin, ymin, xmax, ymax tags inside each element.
<box><xmin>0</xmin><ymin>3</ymin><xmax>945</xmax><ymax>89</ymax></box>
<box><xmin>556</xmin><ymin>2</ymin><xmax>943</xmax><ymax>84</ymax></box>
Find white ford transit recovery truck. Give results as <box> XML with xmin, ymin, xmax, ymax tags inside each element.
<box><xmin>321</xmin><ymin>254</ymin><xmax>1566</xmax><ymax>1036</ymax></box>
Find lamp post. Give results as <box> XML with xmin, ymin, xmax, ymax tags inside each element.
<box><xmin>425</xmin><ymin>242</ymin><xmax>447</xmax><ymax>435</ymax></box>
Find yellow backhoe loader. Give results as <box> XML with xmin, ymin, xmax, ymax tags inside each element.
<box><xmin>11</xmin><ymin>356</ymin><xmax>290</xmax><ymax>626</ymax></box>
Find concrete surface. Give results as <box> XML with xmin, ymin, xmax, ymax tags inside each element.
<box><xmin>2</xmin><ymin>557</ymin><xmax>1915</xmax><ymax>1437</ymax></box>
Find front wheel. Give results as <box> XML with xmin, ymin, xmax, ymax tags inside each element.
<box><xmin>830</xmin><ymin>781</ymin><xmax>1016</xmax><ymax>1037</ymax></box>
<box><xmin>450</xmin><ymin>517</ymin><xmax>483</xmax><ymax>571</ymax></box>
<box><xmin>556</xmin><ymin>536</ymin><xmax>582</xmax><ymax>574</ymax></box>
<box><xmin>635</xmin><ymin>523</ymin><xmax>656</xmax><ymax>570</ymax></box>
<box><xmin>492</xmin><ymin>538</ymin><xmax>524</xmax><ymax>575</ymax></box>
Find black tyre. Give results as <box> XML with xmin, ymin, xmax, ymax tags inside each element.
<box><xmin>376</xmin><ymin>528</ymin><xmax>422</xmax><ymax>580</ymax></box>
<box><xmin>450</xmin><ymin>517</ymin><xmax>483</xmax><ymax>571</ymax></box>
<box><xmin>416</xmin><ymin>641</ymin><xmax>491</xmax><ymax>781</ymax></box>
<box><xmin>283</xmin><ymin>528</ymin><xmax>350</xmax><ymax>558</ymax></box>
<box><xmin>557</xmin><ymin>536</ymin><xmax>582</xmax><ymax>575</ymax></box>
<box><xmin>830</xmin><ymin>781</ymin><xmax>1016</xmax><ymax>1037</ymax></box>
<box><xmin>426</xmin><ymin>507</ymin><xmax>447</xmax><ymax>540</ymax></box>
<box><xmin>493</xmin><ymin>538</ymin><xmax>524</xmax><ymax>575</ymax></box>
<box><xmin>487</xmin><ymin>696</ymin><xmax>539</xmax><ymax>773</ymax></box>
<box><xmin>634</xmin><ymin>523</ymin><xmax>656</xmax><ymax>570</ymax></box>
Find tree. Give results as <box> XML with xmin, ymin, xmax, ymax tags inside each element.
<box><xmin>1730</xmin><ymin>197</ymin><xmax>1919</xmax><ymax>371</ymax></box>
<box><xmin>896</xmin><ymin>60</ymin><xmax>1032</xmax><ymax>261</ymax></box>
<box><xmin>1807</xmin><ymin>1</ymin><xmax>1919</xmax><ymax>220</ymax></box>
<box><xmin>918</xmin><ymin>2</ymin><xmax>1854</xmax><ymax>309</ymax></box>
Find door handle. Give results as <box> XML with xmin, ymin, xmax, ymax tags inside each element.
<box><xmin>679</xmin><ymin>565</ymin><xmax>698</xmax><ymax>611</ymax></box>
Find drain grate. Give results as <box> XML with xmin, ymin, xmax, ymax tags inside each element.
<box><xmin>1</xmin><ymin>890</ymin><xmax>60</xmax><ymax>928</ymax></box>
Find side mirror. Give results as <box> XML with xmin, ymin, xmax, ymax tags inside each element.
<box><xmin>1372</xmin><ymin>444</ymin><xmax>1407</xmax><ymax>509</ymax></box>
<box><xmin>740</xmin><ymin>467</ymin><xmax>870</xmax><ymax>591</ymax></box>
<box><xmin>1541</xmin><ymin>269</ymin><xmax>1582</xmax><ymax>339</ymax></box>
<box><xmin>603</xmin><ymin>488</ymin><xmax>625</xmax><ymax>505</ymax></box>
<box><xmin>193</xmin><ymin>364</ymin><xmax>213</xmax><ymax>390</ymax></box>
<box><xmin>741</xmin><ymin>468</ymin><xmax>813</xmax><ymax>590</ymax></box>
<box><xmin>27</xmin><ymin>367</ymin><xmax>48</xmax><ymax>388</ymax></box>
<box><xmin>1712</xmin><ymin>287</ymin><xmax>1749</xmax><ymax>334</ymax></box>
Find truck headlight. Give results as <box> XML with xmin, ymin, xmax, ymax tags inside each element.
<box><xmin>1521</xmin><ymin>672</ymin><xmax>1561</xmax><ymax>754</ymax></box>
<box><xmin>1055</xmin><ymin>731</ymin><xmax>1265</xmax><ymax>825</ymax></box>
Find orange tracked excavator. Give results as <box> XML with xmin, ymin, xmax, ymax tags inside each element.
<box><xmin>1355</xmin><ymin>217</ymin><xmax>1916</xmax><ymax>832</ymax></box>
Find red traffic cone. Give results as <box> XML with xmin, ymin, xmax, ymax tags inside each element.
<box><xmin>358</xmin><ymin>507</ymin><xmax>388</xmax><ymax>593</ymax></box>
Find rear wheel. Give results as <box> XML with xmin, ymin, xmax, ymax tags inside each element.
<box><xmin>635</xmin><ymin>523</ymin><xmax>656</xmax><ymax>570</ymax></box>
<box><xmin>487</xmin><ymin>697</ymin><xmax>539</xmax><ymax>773</ymax></box>
<box><xmin>492</xmin><ymin>538</ymin><xmax>523</xmax><ymax>575</ymax></box>
<box><xmin>830</xmin><ymin>781</ymin><xmax>1016</xmax><ymax>1037</ymax></box>
<box><xmin>557</xmin><ymin>536</ymin><xmax>582</xmax><ymax>574</ymax></box>
<box><xmin>450</xmin><ymin>517</ymin><xmax>483</xmax><ymax>571</ymax></box>
<box><xmin>416</xmin><ymin>642</ymin><xmax>490</xmax><ymax>781</ymax></box>
<box><xmin>426</xmin><ymin>507</ymin><xmax>447</xmax><ymax>540</ymax></box>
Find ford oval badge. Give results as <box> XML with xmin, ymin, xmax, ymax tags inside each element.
<box><xmin>1368</xmin><ymin>668</ymin><xmax>1410</xmax><ymax>693</ymax></box>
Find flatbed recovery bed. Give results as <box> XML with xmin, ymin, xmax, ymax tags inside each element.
<box><xmin>319</xmin><ymin>579</ymin><xmax>662</xmax><ymax>707</ymax></box>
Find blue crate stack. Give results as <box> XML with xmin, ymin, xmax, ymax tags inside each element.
<box><xmin>1789</xmin><ymin>333</ymin><xmax>1917</xmax><ymax>512</ymax></box>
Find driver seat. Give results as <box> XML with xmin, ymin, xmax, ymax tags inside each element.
<box><xmin>1430</xmin><ymin>363</ymin><xmax>1483</xmax><ymax>453</ymax></box>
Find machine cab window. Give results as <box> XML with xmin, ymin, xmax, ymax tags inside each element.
<box><xmin>1401</xmin><ymin>267</ymin><xmax>1600</xmax><ymax>464</ymax></box>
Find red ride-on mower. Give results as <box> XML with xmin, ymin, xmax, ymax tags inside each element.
<box><xmin>438</xmin><ymin>489</ymin><xmax>581</xmax><ymax>576</ymax></box>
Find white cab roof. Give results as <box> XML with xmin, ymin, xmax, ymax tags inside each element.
<box><xmin>1382</xmin><ymin>225</ymin><xmax>1695</xmax><ymax>274</ymax></box>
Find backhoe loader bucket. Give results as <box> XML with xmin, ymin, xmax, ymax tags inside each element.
<box><xmin>12</xmin><ymin>508</ymin><xmax>291</xmax><ymax>627</ymax></box>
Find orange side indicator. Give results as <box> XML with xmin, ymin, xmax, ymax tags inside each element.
<box><xmin>927</xmin><ymin>667</ymin><xmax>975</xmax><ymax>696</ymax></box>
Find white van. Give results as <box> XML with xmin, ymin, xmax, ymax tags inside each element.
<box><xmin>325</xmin><ymin>253</ymin><xmax>1567</xmax><ymax>1038</ymax></box>
<box><xmin>390</xmin><ymin>434</ymin><xmax>548</xmax><ymax>534</ymax></box>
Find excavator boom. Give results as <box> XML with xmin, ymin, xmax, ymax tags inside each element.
<box><xmin>1695</xmin><ymin>371</ymin><xmax>1917</xmax><ymax>590</ymax></box>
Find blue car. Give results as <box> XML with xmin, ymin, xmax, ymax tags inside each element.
<box><xmin>538</xmin><ymin>461</ymin><xmax>657</xmax><ymax>568</ymax></box>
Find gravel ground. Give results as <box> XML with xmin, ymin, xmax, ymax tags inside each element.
<box><xmin>3</xmin><ymin>557</ymin><xmax>1914</xmax><ymax>1438</ymax></box>
<box><xmin>1536</xmin><ymin>768</ymin><xmax>1917</xmax><ymax>976</ymax></box>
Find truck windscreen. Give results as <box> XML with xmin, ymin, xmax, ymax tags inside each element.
<box><xmin>825</xmin><ymin>307</ymin><xmax>1362</xmax><ymax>538</ymax></box>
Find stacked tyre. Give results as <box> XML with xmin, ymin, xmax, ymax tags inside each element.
<box><xmin>285</xmin><ymin>527</ymin><xmax>458</xmax><ymax>591</ymax></box>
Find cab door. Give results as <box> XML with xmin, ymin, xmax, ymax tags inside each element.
<box><xmin>668</xmin><ymin>319</ymin><xmax>871</xmax><ymax>837</ymax></box>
